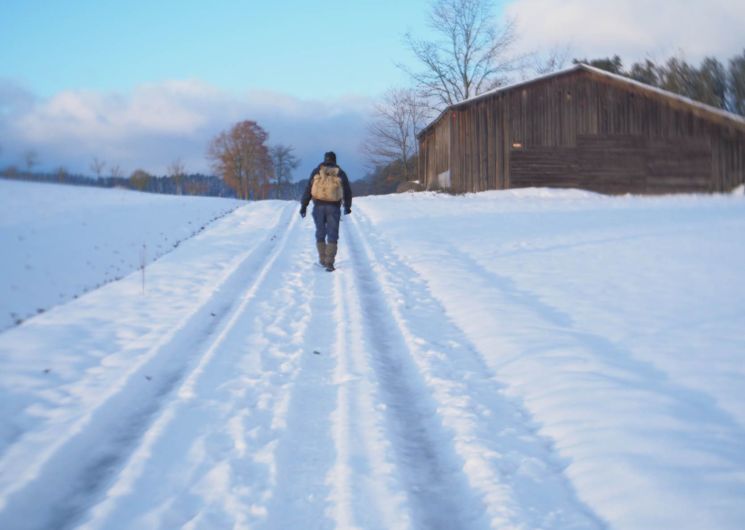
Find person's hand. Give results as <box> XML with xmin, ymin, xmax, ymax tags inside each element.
<box><xmin>299</xmin><ymin>208</ymin><xmax>306</xmax><ymax>218</ymax></box>
<box><xmin>344</xmin><ymin>208</ymin><xmax>351</xmax><ymax>215</ymax></box>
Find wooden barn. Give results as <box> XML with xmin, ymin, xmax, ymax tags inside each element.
<box><xmin>417</xmin><ymin>64</ymin><xmax>745</xmax><ymax>194</ymax></box>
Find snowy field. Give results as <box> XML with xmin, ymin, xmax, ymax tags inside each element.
<box><xmin>1</xmin><ymin>182</ymin><xmax>744</xmax><ymax>530</ymax></box>
<box><xmin>0</xmin><ymin>179</ymin><xmax>242</xmax><ymax>331</ymax></box>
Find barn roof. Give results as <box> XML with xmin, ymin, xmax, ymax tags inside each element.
<box><xmin>417</xmin><ymin>63</ymin><xmax>745</xmax><ymax>139</ymax></box>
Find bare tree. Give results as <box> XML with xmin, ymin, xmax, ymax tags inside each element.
<box><xmin>90</xmin><ymin>157</ymin><xmax>106</xmax><ymax>179</ymax></box>
<box><xmin>533</xmin><ymin>45</ymin><xmax>571</xmax><ymax>75</ymax></box>
<box><xmin>270</xmin><ymin>145</ymin><xmax>299</xmax><ymax>200</ymax></box>
<box><xmin>207</xmin><ymin>120</ymin><xmax>274</xmax><ymax>200</ymax></box>
<box><xmin>401</xmin><ymin>0</ymin><xmax>518</xmax><ymax>110</ymax></box>
<box><xmin>168</xmin><ymin>158</ymin><xmax>186</xmax><ymax>195</ymax></box>
<box><xmin>23</xmin><ymin>149</ymin><xmax>39</xmax><ymax>173</ymax></box>
<box><xmin>110</xmin><ymin>163</ymin><xmax>123</xmax><ymax>179</ymax></box>
<box><xmin>363</xmin><ymin>88</ymin><xmax>429</xmax><ymax>181</ymax></box>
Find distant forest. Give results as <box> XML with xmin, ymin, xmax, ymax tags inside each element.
<box><xmin>0</xmin><ymin>154</ymin><xmax>395</xmax><ymax>200</ymax></box>
<box><xmin>0</xmin><ymin>167</ymin><xmax>309</xmax><ymax>201</ymax></box>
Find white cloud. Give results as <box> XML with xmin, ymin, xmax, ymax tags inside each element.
<box><xmin>0</xmin><ymin>79</ymin><xmax>373</xmax><ymax>180</ymax></box>
<box><xmin>506</xmin><ymin>0</ymin><xmax>745</xmax><ymax>65</ymax></box>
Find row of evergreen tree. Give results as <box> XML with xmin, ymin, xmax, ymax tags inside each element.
<box><xmin>574</xmin><ymin>52</ymin><xmax>745</xmax><ymax>116</ymax></box>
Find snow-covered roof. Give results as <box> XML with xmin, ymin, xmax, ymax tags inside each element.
<box><xmin>418</xmin><ymin>63</ymin><xmax>745</xmax><ymax>138</ymax></box>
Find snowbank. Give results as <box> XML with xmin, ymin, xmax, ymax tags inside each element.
<box><xmin>0</xmin><ymin>179</ymin><xmax>241</xmax><ymax>330</ymax></box>
<box><xmin>1</xmin><ymin>183</ymin><xmax>744</xmax><ymax>529</ymax></box>
<box><xmin>357</xmin><ymin>188</ymin><xmax>745</xmax><ymax>529</ymax></box>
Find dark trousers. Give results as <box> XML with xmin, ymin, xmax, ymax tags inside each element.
<box><xmin>312</xmin><ymin>203</ymin><xmax>341</xmax><ymax>243</ymax></box>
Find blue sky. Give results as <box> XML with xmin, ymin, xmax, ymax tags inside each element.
<box><xmin>1</xmin><ymin>0</ymin><xmax>743</xmax><ymax>181</ymax></box>
<box><xmin>0</xmin><ymin>0</ymin><xmax>433</xmax><ymax>99</ymax></box>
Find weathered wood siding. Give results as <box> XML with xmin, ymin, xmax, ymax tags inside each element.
<box><xmin>418</xmin><ymin>68</ymin><xmax>745</xmax><ymax>194</ymax></box>
<box><xmin>420</xmin><ymin>114</ymin><xmax>452</xmax><ymax>188</ymax></box>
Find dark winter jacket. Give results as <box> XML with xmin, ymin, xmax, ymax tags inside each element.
<box><xmin>300</xmin><ymin>163</ymin><xmax>353</xmax><ymax>213</ymax></box>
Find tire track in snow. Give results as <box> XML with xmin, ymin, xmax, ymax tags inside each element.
<box><xmin>83</xmin><ymin>210</ymin><xmax>347</xmax><ymax>529</ymax></box>
<box><xmin>348</xmin><ymin>210</ymin><xmax>604</xmax><ymax>529</ymax></box>
<box><xmin>80</xmin><ymin>208</ymin><xmax>321</xmax><ymax>529</ymax></box>
<box><xmin>0</xmin><ymin>204</ymin><xmax>298</xmax><ymax>530</ymax></box>
<box><xmin>323</xmin><ymin>244</ymin><xmax>413</xmax><ymax>530</ymax></box>
<box><xmin>255</xmin><ymin>253</ymin><xmax>339</xmax><ymax>530</ymax></box>
<box><xmin>344</xmin><ymin>215</ymin><xmax>491</xmax><ymax>530</ymax></box>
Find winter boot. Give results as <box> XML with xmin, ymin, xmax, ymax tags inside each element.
<box><xmin>316</xmin><ymin>241</ymin><xmax>327</xmax><ymax>267</ymax></box>
<box><xmin>325</xmin><ymin>242</ymin><xmax>338</xmax><ymax>271</ymax></box>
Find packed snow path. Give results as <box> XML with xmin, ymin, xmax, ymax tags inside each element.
<box><xmin>2</xmin><ymin>191</ymin><xmax>745</xmax><ymax>529</ymax></box>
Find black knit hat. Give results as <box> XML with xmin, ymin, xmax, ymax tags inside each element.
<box><xmin>323</xmin><ymin>151</ymin><xmax>337</xmax><ymax>165</ymax></box>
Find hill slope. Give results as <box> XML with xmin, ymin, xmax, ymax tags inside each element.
<box><xmin>0</xmin><ymin>179</ymin><xmax>241</xmax><ymax>330</ymax></box>
<box><xmin>1</xmin><ymin>186</ymin><xmax>744</xmax><ymax>529</ymax></box>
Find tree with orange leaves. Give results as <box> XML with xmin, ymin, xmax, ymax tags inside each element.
<box><xmin>207</xmin><ymin>120</ymin><xmax>274</xmax><ymax>200</ymax></box>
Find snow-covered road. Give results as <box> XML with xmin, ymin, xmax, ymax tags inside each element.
<box><xmin>2</xmin><ymin>188</ymin><xmax>745</xmax><ymax>529</ymax></box>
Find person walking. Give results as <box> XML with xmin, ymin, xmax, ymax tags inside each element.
<box><xmin>299</xmin><ymin>151</ymin><xmax>353</xmax><ymax>271</ymax></box>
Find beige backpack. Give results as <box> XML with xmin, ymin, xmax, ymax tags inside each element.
<box><xmin>311</xmin><ymin>165</ymin><xmax>343</xmax><ymax>202</ymax></box>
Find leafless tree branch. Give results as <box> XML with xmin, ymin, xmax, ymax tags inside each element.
<box><xmin>399</xmin><ymin>0</ymin><xmax>518</xmax><ymax>111</ymax></box>
<box><xmin>90</xmin><ymin>157</ymin><xmax>106</xmax><ymax>179</ymax></box>
<box><xmin>362</xmin><ymin>88</ymin><xmax>431</xmax><ymax>181</ymax></box>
